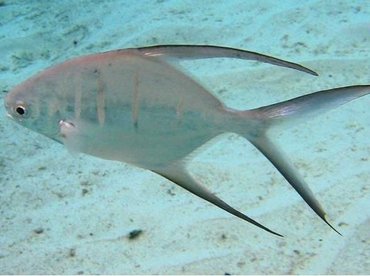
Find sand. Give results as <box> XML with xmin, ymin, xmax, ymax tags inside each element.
<box><xmin>0</xmin><ymin>0</ymin><xmax>369</xmax><ymax>274</ymax></box>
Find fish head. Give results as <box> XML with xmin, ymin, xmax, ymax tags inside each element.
<box><xmin>4</xmin><ymin>68</ymin><xmax>73</xmax><ymax>144</ymax></box>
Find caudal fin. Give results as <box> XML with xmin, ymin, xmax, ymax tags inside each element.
<box><xmin>239</xmin><ymin>85</ymin><xmax>370</xmax><ymax>234</ymax></box>
<box><xmin>252</xmin><ymin>85</ymin><xmax>370</xmax><ymax>129</ymax></box>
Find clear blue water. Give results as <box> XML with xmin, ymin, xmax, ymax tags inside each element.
<box><xmin>0</xmin><ymin>1</ymin><xmax>369</xmax><ymax>274</ymax></box>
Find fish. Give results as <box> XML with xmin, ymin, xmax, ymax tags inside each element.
<box><xmin>4</xmin><ymin>45</ymin><xmax>370</xmax><ymax>237</ymax></box>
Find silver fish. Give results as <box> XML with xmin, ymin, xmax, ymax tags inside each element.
<box><xmin>4</xmin><ymin>45</ymin><xmax>370</xmax><ymax>236</ymax></box>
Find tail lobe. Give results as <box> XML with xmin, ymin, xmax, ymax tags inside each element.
<box><xmin>252</xmin><ymin>85</ymin><xmax>370</xmax><ymax>128</ymax></box>
<box><xmin>236</xmin><ymin>85</ymin><xmax>370</xmax><ymax>234</ymax></box>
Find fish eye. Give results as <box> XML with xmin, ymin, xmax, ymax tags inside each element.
<box><xmin>14</xmin><ymin>104</ymin><xmax>27</xmax><ymax>117</ymax></box>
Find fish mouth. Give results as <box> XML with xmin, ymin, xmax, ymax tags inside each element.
<box><xmin>3</xmin><ymin>94</ymin><xmax>15</xmax><ymax>120</ymax></box>
<box><xmin>4</xmin><ymin>101</ymin><xmax>14</xmax><ymax>120</ymax></box>
<box><xmin>6</xmin><ymin>113</ymin><xmax>14</xmax><ymax>120</ymax></box>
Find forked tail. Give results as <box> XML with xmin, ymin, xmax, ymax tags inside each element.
<box><xmin>237</xmin><ymin>85</ymin><xmax>370</xmax><ymax>234</ymax></box>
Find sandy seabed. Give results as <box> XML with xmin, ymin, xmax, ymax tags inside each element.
<box><xmin>0</xmin><ymin>0</ymin><xmax>369</xmax><ymax>274</ymax></box>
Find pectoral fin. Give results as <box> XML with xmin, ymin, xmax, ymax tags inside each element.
<box><xmin>59</xmin><ymin>119</ymin><xmax>81</xmax><ymax>153</ymax></box>
<box><xmin>153</xmin><ymin>163</ymin><xmax>283</xmax><ymax>237</ymax></box>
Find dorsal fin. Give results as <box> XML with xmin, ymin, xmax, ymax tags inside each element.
<box><xmin>136</xmin><ymin>44</ymin><xmax>318</xmax><ymax>76</ymax></box>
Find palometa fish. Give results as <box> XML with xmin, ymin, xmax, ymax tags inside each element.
<box><xmin>4</xmin><ymin>45</ymin><xmax>370</xmax><ymax>237</ymax></box>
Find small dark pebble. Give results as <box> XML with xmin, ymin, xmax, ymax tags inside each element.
<box><xmin>77</xmin><ymin>271</ymin><xmax>84</xmax><ymax>275</ymax></box>
<box><xmin>128</xmin><ymin>229</ymin><xmax>143</xmax><ymax>240</ymax></box>
<box><xmin>33</xmin><ymin>227</ymin><xmax>44</xmax><ymax>234</ymax></box>
<box><xmin>167</xmin><ymin>188</ymin><xmax>176</xmax><ymax>196</ymax></box>
<box><xmin>81</xmin><ymin>188</ymin><xmax>89</xmax><ymax>196</ymax></box>
<box><xmin>69</xmin><ymin>248</ymin><xmax>76</xmax><ymax>257</ymax></box>
<box><xmin>224</xmin><ymin>273</ymin><xmax>231</xmax><ymax>275</ymax></box>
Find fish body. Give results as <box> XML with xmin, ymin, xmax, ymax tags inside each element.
<box><xmin>4</xmin><ymin>45</ymin><xmax>370</xmax><ymax>236</ymax></box>
<box><xmin>50</xmin><ymin>50</ymin><xmax>229</xmax><ymax>168</ymax></box>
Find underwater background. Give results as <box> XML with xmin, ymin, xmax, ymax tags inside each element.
<box><xmin>0</xmin><ymin>0</ymin><xmax>369</xmax><ymax>274</ymax></box>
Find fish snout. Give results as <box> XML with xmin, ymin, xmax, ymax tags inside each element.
<box><xmin>3</xmin><ymin>94</ymin><xmax>14</xmax><ymax>119</ymax></box>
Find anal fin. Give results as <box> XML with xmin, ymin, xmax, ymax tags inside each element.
<box><xmin>153</xmin><ymin>163</ymin><xmax>283</xmax><ymax>237</ymax></box>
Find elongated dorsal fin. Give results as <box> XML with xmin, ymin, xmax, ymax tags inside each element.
<box><xmin>136</xmin><ymin>44</ymin><xmax>318</xmax><ymax>76</ymax></box>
